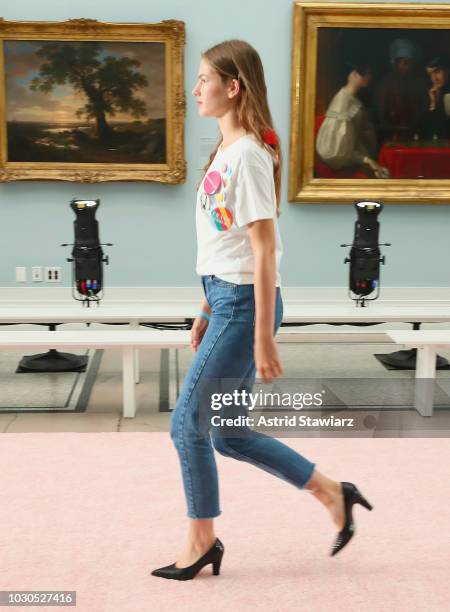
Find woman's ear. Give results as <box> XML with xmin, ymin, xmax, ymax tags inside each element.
<box><xmin>228</xmin><ymin>78</ymin><xmax>240</xmax><ymax>99</ymax></box>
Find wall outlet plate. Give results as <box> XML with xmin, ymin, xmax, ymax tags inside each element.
<box><xmin>31</xmin><ymin>266</ymin><xmax>43</xmax><ymax>282</ymax></box>
<box><xmin>45</xmin><ymin>267</ymin><xmax>62</xmax><ymax>282</ymax></box>
<box><xmin>15</xmin><ymin>267</ymin><xmax>27</xmax><ymax>282</ymax></box>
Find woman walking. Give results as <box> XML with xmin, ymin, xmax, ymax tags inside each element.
<box><xmin>151</xmin><ymin>40</ymin><xmax>373</xmax><ymax>581</ymax></box>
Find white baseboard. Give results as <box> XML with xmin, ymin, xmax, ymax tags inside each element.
<box><xmin>0</xmin><ymin>286</ymin><xmax>449</xmax><ymax>304</ymax></box>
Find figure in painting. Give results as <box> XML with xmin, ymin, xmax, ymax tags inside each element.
<box><xmin>374</xmin><ymin>38</ymin><xmax>427</xmax><ymax>140</ymax></box>
<box><xmin>316</xmin><ymin>59</ymin><xmax>389</xmax><ymax>178</ymax></box>
<box><xmin>419</xmin><ymin>55</ymin><xmax>450</xmax><ymax>140</ymax></box>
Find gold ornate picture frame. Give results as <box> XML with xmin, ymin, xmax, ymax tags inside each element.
<box><xmin>0</xmin><ymin>18</ymin><xmax>186</xmax><ymax>183</ymax></box>
<box><xmin>289</xmin><ymin>2</ymin><xmax>450</xmax><ymax>203</ymax></box>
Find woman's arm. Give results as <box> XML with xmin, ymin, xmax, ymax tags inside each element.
<box><xmin>200</xmin><ymin>297</ymin><xmax>211</xmax><ymax>314</ymax></box>
<box><xmin>248</xmin><ymin>218</ymin><xmax>276</xmax><ymax>337</ymax></box>
<box><xmin>247</xmin><ymin>218</ymin><xmax>282</xmax><ymax>382</ymax></box>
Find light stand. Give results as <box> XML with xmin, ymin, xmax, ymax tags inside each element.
<box><xmin>17</xmin><ymin>198</ymin><xmax>112</xmax><ymax>373</ymax></box>
<box><xmin>16</xmin><ymin>322</ymin><xmax>88</xmax><ymax>372</ymax></box>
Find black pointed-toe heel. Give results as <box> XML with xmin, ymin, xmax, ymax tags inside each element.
<box><xmin>330</xmin><ymin>482</ymin><xmax>373</xmax><ymax>557</ymax></box>
<box><xmin>151</xmin><ymin>538</ymin><xmax>224</xmax><ymax>580</ymax></box>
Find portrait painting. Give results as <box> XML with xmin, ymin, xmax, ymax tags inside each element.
<box><xmin>289</xmin><ymin>2</ymin><xmax>450</xmax><ymax>203</ymax></box>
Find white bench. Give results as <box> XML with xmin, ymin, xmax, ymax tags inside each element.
<box><xmin>0</xmin><ymin>327</ymin><xmax>394</xmax><ymax>420</ymax></box>
<box><xmin>387</xmin><ymin>330</ymin><xmax>450</xmax><ymax>417</ymax></box>
<box><xmin>0</xmin><ymin>330</ymin><xmax>191</xmax><ymax>418</ymax></box>
<box><xmin>2</xmin><ymin>320</ymin><xmax>450</xmax><ymax>418</ymax></box>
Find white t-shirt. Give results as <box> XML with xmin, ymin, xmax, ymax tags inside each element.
<box><xmin>195</xmin><ymin>134</ymin><xmax>283</xmax><ymax>286</ymax></box>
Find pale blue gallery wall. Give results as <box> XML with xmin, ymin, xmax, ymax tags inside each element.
<box><xmin>0</xmin><ymin>0</ymin><xmax>449</xmax><ymax>287</ymax></box>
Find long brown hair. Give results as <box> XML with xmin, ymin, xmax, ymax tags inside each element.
<box><xmin>199</xmin><ymin>39</ymin><xmax>282</xmax><ymax>218</ymax></box>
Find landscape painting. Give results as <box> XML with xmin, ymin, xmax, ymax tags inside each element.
<box><xmin>0</xmin><ymin>18</ymin><xmax>186</xmax><ymax>183</ymax></box>
<box><xmin>5</xmin><ymin>40</ymin><xmax>166</xmax><ymax>164</ymax></box>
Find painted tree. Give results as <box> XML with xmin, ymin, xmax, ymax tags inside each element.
<box><xmin>30</xmin><ymin>42</ymin><xmax>148</xmax><ymax>139</ymax></box>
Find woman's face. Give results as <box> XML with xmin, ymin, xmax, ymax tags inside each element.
<box><xmin>192</xmin><ymin>58</ymin><xmax>238</xmax><ymax>117</ymax></box>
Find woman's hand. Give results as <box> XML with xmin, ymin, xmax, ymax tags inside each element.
<box><xmin>191</xmin><ymin>315</ymin><xmax>209</xmax><ymax>352</ymax></box>
<box><xmin>254</xmin><ymin>335</ymin><xmax>283</xmax><ymax>383</ymax></box>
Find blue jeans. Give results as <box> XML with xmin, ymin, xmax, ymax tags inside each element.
<box><xmin>170</xmin><ymin>274</ymin><xmax>316</xmax><ymax>519</ymax></box>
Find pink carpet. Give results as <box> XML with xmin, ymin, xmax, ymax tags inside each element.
<box><xmin>0</xmin><ymin>433</ymin><xmax>448</xmax><ymax>612</ymax></box>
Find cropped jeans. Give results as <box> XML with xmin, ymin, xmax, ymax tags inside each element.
<box><xmin>169</xmin><ymin>274</ymin><xmax>316</xmax><ymax>519</ymax></box>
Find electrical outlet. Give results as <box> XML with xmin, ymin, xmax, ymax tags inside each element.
<box><xmin>16</xmin><ymin>267</ymin><xmax>27</xmax><ymax>282</ymax></box>
<box><xmin>32</xmin><ymin>266</ymin><xmax>43</xmax><ymax>282</ymax></box>
<box><xmin>45</xmin><ymin>267</ymin><xmax>62</xmax><ymax>282</ymax></box>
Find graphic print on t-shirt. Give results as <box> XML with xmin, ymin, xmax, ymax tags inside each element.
<box><xmin>211</xmin><ymin>206</ymin><xmax>234</xmax><ymax>231</ymax></box>
<box><xmin>204</xmin><ymin>170</ymin><xmax>222</xmax><ymax>195</ymax></box>
<box><xmin>201</xmin><ymin>166</ymin><xmax>234</xmax><ymax>231</ymax></box>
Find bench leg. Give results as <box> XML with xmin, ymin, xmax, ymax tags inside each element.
<box><xmin>130</xmin><ymin>321</ymin><xmax>140</xmax><ymax>384</ymax></box>
<box><xmin>414</xmin><ymin>346</ymin><xmax>435</xmax><ymax>417</ymax></box>
<box><xmin>123</xmin><ymin>347</ymin><xmax>137</xmax><ymax>418</ymax></box>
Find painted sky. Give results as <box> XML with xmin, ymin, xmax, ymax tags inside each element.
<box><xmin>5</xmin><ymin>40</ymin><xmax>166</xmax><ymax>123</ymax></box>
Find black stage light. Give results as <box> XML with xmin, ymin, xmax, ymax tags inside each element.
<box><xmin>62</xmin><ymin>198</ymin><xmax>113</xmax><ymax>307</ymax></box>
<box><xmin>341</xmin><ymin>200</ymin><xmax>391</xmax><ymax>307</ymax></box>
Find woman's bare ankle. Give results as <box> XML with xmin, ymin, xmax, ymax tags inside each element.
<box><xmin>188</xmin><ymin>535</ymin><xmax>216</xmax><ymax>554</ymax></box>
<box><xmin>306</xmin><ymin>472</ymin><xmax>341</xmax><ymax>505</ymax></box>
<box><xmin>187</xmin><ymin>518</ymin><xmax>216</xmax><ymax>550</ymax></box>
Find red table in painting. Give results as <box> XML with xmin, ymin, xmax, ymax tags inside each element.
<box><xmin>379</xmin><ymin>141</ymin><xmax>450</xmax><ymax>179</ymax></box>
